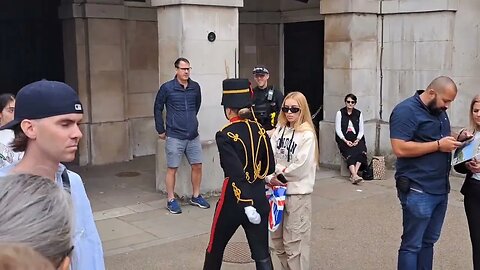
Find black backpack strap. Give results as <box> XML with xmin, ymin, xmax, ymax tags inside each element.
<box><xmin>61</xmin><ymin>169</ymin><xmax>71</xmax><ymax>193</ymax></box>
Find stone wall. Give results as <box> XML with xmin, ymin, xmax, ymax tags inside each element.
<box><xmin>153</xmin><ymin>0</ymin><xmax>243</xmax><ymax>196</ymax></box>
<box><xmin>320</xmin><ymin>0</ymin><xmax>480</xmax><ymax>168</ymax></box>
<box><xmin>58</xmin><ymin>0</ymin><xmax>480</xmax><ymax>168</ymax></box>
<box><xmin>320</xmin><ymin>9</ymin><xmax>380</xmax><ymax>166</ymax></box>
<box><xmin>60</xmin><ymin>1</ymin><xmax>158</xmax><ymax>165</ymax></box>
<box><xmin>379</xmin><ymin>0</ymin><xmax>480</xmax><ymax>163</ymax></box>
<box><xmin>239</xmin><ymin>24</ymin><xmax>280</xmax><ymax>86</ymax></box>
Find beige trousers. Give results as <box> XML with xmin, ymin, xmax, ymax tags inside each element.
<box><xmin>271</xmin><ymin>194</ymin><xmax>312</xmax><ymax>270</ymax></box>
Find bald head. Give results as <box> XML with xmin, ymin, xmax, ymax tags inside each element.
<box><xmin>426</xmin><ymin>76</ymin><xmax>457</xmax><ymax>94</ymax></box>
<box><xmin>420</xmin><ymin>76</ymin><xmax>457</xmax><ymax>114</ymax></box>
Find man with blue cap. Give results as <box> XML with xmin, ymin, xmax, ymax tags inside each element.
<box><xmin>0</xmin><ymin>79</ymin><xmax>105</xmax><ymax>270</ymax></box>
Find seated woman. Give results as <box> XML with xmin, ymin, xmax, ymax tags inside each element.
<box><xmin>0</xmin><ymin>174</ymin><xmax>73</xmax><ymax>270</ymax></box>
<box><xmin>335</xmin><ymin>93</ymin><xmax>367</xmax><ymax>184</ymax></box>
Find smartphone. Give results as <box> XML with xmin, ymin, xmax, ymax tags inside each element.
<box><xmin>277</xmin><ymin>174</ymin><xmax>288</xmax><ymax>184</ymax></box>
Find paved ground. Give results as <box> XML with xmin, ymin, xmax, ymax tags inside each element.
<box><xmin>72</xmin><ymin>155</ymin><xmax>473</xmax><ymax>270</ymax></box>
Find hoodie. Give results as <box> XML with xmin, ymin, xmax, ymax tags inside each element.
<box><xmin>268</xmin><ymin>122</ymin><xmax>317</xmax><ymax>195</ymax></box>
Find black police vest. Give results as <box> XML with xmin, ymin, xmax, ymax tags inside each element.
<box><xmin>252</xmin><ymin>86</ymin><xmax>276</xmax><ymax>127</ymax></box>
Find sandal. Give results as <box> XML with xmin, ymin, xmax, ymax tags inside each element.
<box><xmin>352</xmin><ymin>175</ymin><xmax>363</xmax><ymax>185</ymax></box>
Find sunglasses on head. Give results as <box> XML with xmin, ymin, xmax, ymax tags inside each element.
<box><xmin>346</xmin><ymin>100</ymin><xmax>356</xmax><ymax>104</ymax></box>
<box><xmin>281</xmin><ymin>106</ymin><xmax>301</xmax><ymax>113</ymax></box>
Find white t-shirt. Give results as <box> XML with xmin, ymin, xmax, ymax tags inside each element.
<box><xmin>0</xmin><ymin>130</ymin><xmax>23</xmax><ymax>168</ymax></box>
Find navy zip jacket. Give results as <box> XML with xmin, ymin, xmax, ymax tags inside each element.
<box><xmin>154</xmin><ymin>77</ymin><xmax>201</xmax><ymax>140</ymax></box>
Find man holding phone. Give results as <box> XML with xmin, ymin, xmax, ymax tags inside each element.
<box><xmin>390</xmin><ymin>76</ymin><xmax>462</xmax><ymax>270</ymax></box>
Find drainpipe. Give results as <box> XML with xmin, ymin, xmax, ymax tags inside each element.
<box><xmin>375</xmin><ymin>0</ymin><xmax>385</xmax><ymax>156</ymax></box>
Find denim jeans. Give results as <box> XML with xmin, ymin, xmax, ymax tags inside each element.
<box><xmin>397</xmin><ymin>189</ymin><xmax>448</xmax><ymax>270</ymax></box>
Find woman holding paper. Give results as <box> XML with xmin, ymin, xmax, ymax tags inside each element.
<box><xmin>454</xmin><ymin>94</ymin><xmax>480</xmax><ymax>270</ymax></box>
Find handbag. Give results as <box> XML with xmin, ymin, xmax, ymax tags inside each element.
<box><xmin>372</xmin><ymin>156</ymin><xmax>386</xmax><ymax>180</ymax></box>
<box><xmin>362</xmin><ymin>156</ymin><xmax>386</xmax><ymax>180</ymax></box>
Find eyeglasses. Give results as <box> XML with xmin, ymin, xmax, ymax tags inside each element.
<box><xmin>176</xmin><ymin>67</ymin><xmax>192</xmax><ymax>71</ymax></box>
<box><xmin>281</xmin><ymin>107</ymin><xmax>301</xmax><ymax>113</ymax></box>
<box><xmin>346</xmin><ymin>100</ymin><xmax>356</xmax><ymax>104</ymax></box>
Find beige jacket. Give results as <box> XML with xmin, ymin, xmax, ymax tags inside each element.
<box><xmin>268</xmin><ymin>122</ymin><xmax>317</xmax><ymax>195</ymax></box>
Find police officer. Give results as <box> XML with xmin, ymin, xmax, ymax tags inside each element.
<box><xmin>252</xmin><ymin>66</ymin><xmax>284</xmax><ymax>131</ymax></box>
<box><xmin>203</xmin><ymin>78</ymin><xmax>275</xmax><ymax>270</ymax></box>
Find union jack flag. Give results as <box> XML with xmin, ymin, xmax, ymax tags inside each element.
<box><xmin>265</xmin><ymin>185</ymin><xmax>287</xmax><ymax>232</ymax></box>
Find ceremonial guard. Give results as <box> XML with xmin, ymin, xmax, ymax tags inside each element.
<box><xmin>203</xmin><ymin>78</ymin><xmax>275</xmax><ymax>270</ymax></box>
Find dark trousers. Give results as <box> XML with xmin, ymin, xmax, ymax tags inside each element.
<box><xmin>465</xmin><ymin>194</ymin><xmax>480</xmax><ymax>270</ymax></box>
<box><xmin>203</xmin><ymin>180</ymin><xmax>270</xmax><ymax>270</ymax></box>
<box><xmin>397</xmin><ymin>190</ymin><xmax>448</xmax><ymax>270</ymax></box>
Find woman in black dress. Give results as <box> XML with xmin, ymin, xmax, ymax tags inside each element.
<box><xmin>335</xmin><ymin>93</ymin><xmax>367</xmax><ymax>184</ymax></box>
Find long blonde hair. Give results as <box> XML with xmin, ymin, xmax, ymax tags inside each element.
<box><xmin>277</xmin><ymin>91</ymin><xmax>319</xmax><ymax>162</ymax></box>
<box><xmin>469</xmin><ymin>94</ymin><xmax>480</xmax><ymax>132</ymax></box>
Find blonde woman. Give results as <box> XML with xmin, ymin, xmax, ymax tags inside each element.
<box><xmin>267</xmin><ymin>91</ymin><xmax>318</xmax><ymax>270</ymax></box>
<box><xmin>454</xmin><ymin>94</ymin><xmax>480</xmax><ymax>270</ymax></box>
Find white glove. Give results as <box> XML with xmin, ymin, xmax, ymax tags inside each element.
<box><xmin>244</xmin><ymin>206</ymin><xmax>261</xmax><ymax>224</ymax></box>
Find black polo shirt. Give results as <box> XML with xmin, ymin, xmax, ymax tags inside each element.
<box><xmin>389</xmin><ymin>91</ymin><xmax>451</xmax><ymax>194</ymax></box>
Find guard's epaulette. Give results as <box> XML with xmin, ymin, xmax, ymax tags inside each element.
<box><xmin>220</xmin><ymin>120</ymin><xmax>245</xmax><ymax>132</ymax></box>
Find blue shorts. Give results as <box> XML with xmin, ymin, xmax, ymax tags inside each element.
<box><xmin>165</xmin><ymin>136</ymin><xmax>203</xmax><ymax>168</ymax></box>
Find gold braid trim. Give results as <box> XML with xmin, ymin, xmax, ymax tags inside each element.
<box><xmin>256</xmin><ymin>123</ymin><xmax>270</xmax><ymax>179</ymax></box>
<box><xmin>244</xmin><ymin>118</ymin><xmax>270</xmax><ymax>181</ymax></box>
<box><xmin>222</xmin><ymin>116</ymin><xmax>271</xmax><ymax>184</ymax></box>
<box><xmin>232</xmin><ymin>183</ymin><xmax>253</xmax><ymax>205</ymax></box>
<box><xmin>226</xmin><ymin>131</ymin><xmax>248</xmax><ymax>174</ymax></box>
<box><xmin>220</xmin><ymin>119</ymin><xmax>242</xmax><ymax>132</ymax></box>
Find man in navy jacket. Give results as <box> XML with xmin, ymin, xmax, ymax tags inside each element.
<box><xmin>154</xmin><ymin>57</ymin><xmax>210</xmax><ymax>214</ymax></box>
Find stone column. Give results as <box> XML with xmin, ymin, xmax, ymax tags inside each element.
<box><xmin>319</xmin><ymin>0</ymin><xmax>381</xmax><ymax>167</ymax></box>
<box><xmin>59</xmin><ymin>0</ymin><xmax>158</xmax><ymax>165</ymax></box>
<box><xmin>319</xmin><ymin>0</ymin><xmax>460</xmax><ymax>168</ymax></box>
<box><xmin>152</xmin><ymin>0</ymin><xmax>243</xmax><ymax>197</ymax></box>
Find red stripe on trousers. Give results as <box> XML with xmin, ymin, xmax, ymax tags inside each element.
<box><xmin>207</xmin><ymin>178</ymin><xmax>229</xmax><ymax>253</ymax></box>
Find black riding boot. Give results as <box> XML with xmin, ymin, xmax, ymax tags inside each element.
<box><xmin>203</xmin><ymin>251</ymin><xmax>222</xmax><ymax>270</ymax></box>
<box><xmin>255</xmin><ymin>256</ymin><xmax>274</xmax><ymax>270</ymax></box>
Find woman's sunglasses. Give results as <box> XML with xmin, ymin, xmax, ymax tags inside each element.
<box><xmin>346</xmin><ymin>100</ymin><xmax>356</xmax><ymax>104</ymax></box>
<box><xmin>281</xmin><ymin>107</ymin><xmax>301</xmax><ymax>113</ymax></box>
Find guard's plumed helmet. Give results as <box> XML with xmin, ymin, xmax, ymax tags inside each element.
<box><xmin>221</xmin><ymin>78</ymin><xmax>253</xmax><ymax>109</ymax></box>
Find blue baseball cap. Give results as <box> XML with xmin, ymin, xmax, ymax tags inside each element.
<box><xmin>1</xmin><ymin>80</ymin><xmax>84</xmax><ymax>130</ymax></box>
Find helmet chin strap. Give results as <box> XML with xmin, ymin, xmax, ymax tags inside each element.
<box><xmin>223</xmin><ymin>108</ymin><xmax>229</xmax><ymax>120</ymax></box>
